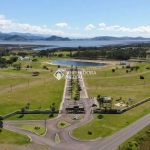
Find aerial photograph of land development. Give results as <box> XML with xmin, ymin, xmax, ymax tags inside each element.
<box><xmin>0</xmin><ymin>0</ymin><xmax>150</xmax><ymax>150</ymax></box>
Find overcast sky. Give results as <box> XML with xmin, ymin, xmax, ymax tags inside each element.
<box><xmin>0</xmin><ymin>0</ymin><xmax>150</xmax><ymax>38</ymax></box>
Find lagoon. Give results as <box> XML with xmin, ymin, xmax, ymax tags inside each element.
<box><xmin>51</xmin><ymin>60</ymin><xmax>107</xmax><ymax>66</ymax></box>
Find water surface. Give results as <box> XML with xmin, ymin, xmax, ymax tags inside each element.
<box><xmin>51</xmin><ymin>60</ymin><xmax>107</xmax><ymax>66</ymax></box>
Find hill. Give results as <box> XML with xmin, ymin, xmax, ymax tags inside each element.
<box><xmin>45</xmin><ymin>35</ymin><xmax>71</xmax><ymax>41</ymax></box>
<box><xmin>4</xmin><ymin>35</ymin><xmax>27</xmax><ymax>41</ymax></box>
<box><xmin>91</xmin><ymin>36</ymin><xmax>150</xmax><ymax>40</ymax></box>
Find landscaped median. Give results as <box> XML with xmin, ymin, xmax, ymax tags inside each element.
<box><xmin>15</xmin><ymin>124</ymin><xmax>46</xmax><ymax>135</ymax></box>
<box><xmin>57</xmin><ymin>120</ymin><xmax>70</xmax><ymax>128</ymax></box>
<box><xmin>71</xmin><ymin>101</ymin><xmax>150</xmax><ymax>140</ymax></box>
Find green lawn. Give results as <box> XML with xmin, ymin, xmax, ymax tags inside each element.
<box><xmin>72</xmin><ymin>99</ymin><xmax>150</xmax><ymax>140</ymax></box>
<box><xmin>72</xmin><ymin>62</ymin><xmax>150</xmax><ymax>140</ymax></box>
<box><xmin>0</xmin><ymin>79</ymin><xmax>64</xmax><ymax>117</ymax></box>
<box><xmin>16</xmin><ymin>124</ymin><xmax>46</xmax><ymax>135</ymax></box>
<box><xmin>55</xmin><ymin>133</ymin><xmax>60</xmax><ymax>143</ymax></box>
<box><xmin>116</xmin><ymin>124</ymin><xmax>150</xmax><ymax>150</ymax></box>
<box><xmin>57</xmin><ymin>120</ymin><xmax>71</xmax><ymax>128</ymax></box>
<box><xmin>0</xmin><ymin>129</ymin><xmax>30</xmax><ymax>145</ymax></box>
<box><xmin>6</xmin><ymin>114</ymin><xmax>57</xmax><ymax>120</ymax></box>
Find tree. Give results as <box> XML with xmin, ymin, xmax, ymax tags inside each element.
<box><xmin>112</xmin><ymin>69</ymin><xmax>115</xmax><ymax>73</ymax></box>
<box><xmin>32</xmin><ymin>71</ymin><xmax>40</xmax><ymax>76</ymax></box>
<box><xmin>13</xmin><ymin>63</ymin><xmax>21</xmax><ymax>70</ymax></box>
<box><xmin>0</xmin><ymin>120</ymin><xmax>3</xmax><ymax>132</ymax></box>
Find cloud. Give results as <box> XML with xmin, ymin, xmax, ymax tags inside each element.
<box><xmin>75</xmin><ymin>27</ymin><xmax>79</xmax><ymax>30</ymax></box>
<box><xmin>85</xmin><ymin>24</ymin><xmax>95</xmax><ymax>30</ymax></box>
<box><xmin>98</xmin><ymin>23</ymin><xmax>150</xmax><ymax>33</ymax></box>
<box><xmin>55</xmin><ymin>23</ymin><xmax>68</xmax><ymax>28</ymax></box>
<box><xmin>99</xmin><ymin>23</ymin><xmax>106</xmax><ymax>28</ymax></box>
<box><xmin>0</xmin><ymin>14</ymin><xmax>87</xmax><ymax>37</ymax></box>
<box><xmin>43</xmin><ymin>25</ymin><xmax>47</xmax><ymax>28</ymax></box>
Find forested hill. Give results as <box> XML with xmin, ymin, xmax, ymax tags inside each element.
<box><xmin>4</xmin><ymin>35</ymin><xmax>27</xmax><ymax>41</ymax></box>
<box><xmin>45</xmin><ymin>36</ymin><xmax>71</xmax><ymax>41</ymax></box>
<box><xmin>91</xmin><ymin>36</ymin><xmax>150</xmax><ymax>40</ymax></box>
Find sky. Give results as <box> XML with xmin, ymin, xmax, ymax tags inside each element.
<box><xmin>0</xmin><ymin>0</ymin><xmax>150</xmax><ymax>38</ymax></box>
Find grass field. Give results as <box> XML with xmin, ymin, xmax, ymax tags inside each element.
<box><xmin>72</xmin><ymin>101</ymin><xmax>150</xmax><ymax>140</ymax></box>
<box><xmin>16</xmin><ymin>124</ymin><xmax>46</xmax><ymax>135</ymax></box>
<box><xmin>83</xmin><ymin>62</ymin><xmax>150</xmax><ymax>109</ymax></box>
<box><xmin>116</xmin><ymin>124</ymin><xmax>150</xmax><ymax>150</ymax></box>
<box><xmin>0</xmin><ymin>79</ymin><xmax>64</xmax><ymax>116</ymax></box>
<box><xmin>72</xmin><ymin>62</ymin><xmax>150</xmax><ymax>140</ymax></box>
<box><xmin>0</xmin><ymin>55</ymin><xmax>65</xmax><ymax>121</ymax></box>
<box><xmin>0</xmin><ymin>129</ymin><xmax>30</xmax><ymax>145</ymax></box>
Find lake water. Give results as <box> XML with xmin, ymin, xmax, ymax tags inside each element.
<box><xmin>0</xmin><ymin>40</ymin><xmax>150</xmax><ymax>48</ymax></box>
<box><xmin>0</xmin><ymin>40</ymin><xmax>150</xmax><ymax>50</ymax></box>
<box><xmin>51</xmin><ymin>60</ymin><xmax>107</xmax><ymax>66</ymax></box>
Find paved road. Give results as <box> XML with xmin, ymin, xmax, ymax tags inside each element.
<box><xmin>3</xmin><ymin>69</ymin><xmax>150</xmax><ymax>150</ymax></box>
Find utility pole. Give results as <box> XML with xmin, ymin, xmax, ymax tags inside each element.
<box><xmin>45</xmin><ymin>119</ymin><xmax>47</xmax><ymax>132</ymax></box>
<box><xmin>10</xmin><ymin>84</ymin><xmax>12</xmax><ymax>91</ymax></box>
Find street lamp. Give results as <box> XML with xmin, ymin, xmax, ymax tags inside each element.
<box><xmin>44</xmin><ymin>119</ymin><xmax>47</xmax><ymax>132</ymax></box>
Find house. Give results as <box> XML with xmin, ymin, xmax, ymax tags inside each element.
<box><xmin>18</xmin><ymin>56</ymin><xmax>30</xmax><ymax>61</ymax></box>
<box><xmin>120</xmin><ymin>61</ymin><xmax>127</xmax><ymax>65</ymax></box>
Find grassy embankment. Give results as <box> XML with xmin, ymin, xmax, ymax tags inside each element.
<box><xmin>116</xmin><ymin>124</ymin><xmax>150</xmax><ymax>150</ymax></box>
<box><xmin>0</xmin><ymin>129</ymin><xmax>30</xmax><ymax>145</ymax></box>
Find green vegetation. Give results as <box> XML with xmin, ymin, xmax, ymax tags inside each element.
<box><xmin>72</xmin><ymin>62</ymin><xmax>150</xmax><ymax>140</ymax></box>
<box><xmin>70</xmin><ymin>67</ymin><xmax>81</xmax><ymax>100</ymax></box>
<box><xmin>84</xmin><ymin>62</ymin><xmax>150</xmax><ymax>109</ymax></box>
<box><xmin>16</xmin><ymin>124</ymin><xmax>46</xmax><ymax>135</ymax></box>
<box><xmin>57</xmin><ymin>120</ymin><xmax>70</xmax><ymax>128</ymax></box>
<box><xmin>0</xmin><ymin>129</ymin><xmax>30</xmax><ymax>145</ymax></box>
<box><xmin>0</xmin><ymin>79</ymin><xmax>64</xmax><ymax>117</ymax></box>
<box><xmin>6</xmin><ymin>114</ymin><xmax>57</xmax><ymax>120</ymax></box>
<box><xmin>72</xmin><ymin>101</ymin><xmax>150</xmax><ymax>140</ymax></box>
<box><xmin>116</xmin><ymin>125</ymin><xmax>150</xmax><ymax>150</ymax></box>
<box><xmin>55</xmin><ymin>133</ymin><xmax>60</xmax><ymax>143</ymax></box>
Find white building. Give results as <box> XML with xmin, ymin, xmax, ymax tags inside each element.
<box><xmin>18</xmin><ymin>56</ymin><xmax>30</xmax><ymax>61</ymax></box>
<box><xmin>120</xmin><ymin>61</ymin><xmax>127</xmax><ymax>65</ymax></box>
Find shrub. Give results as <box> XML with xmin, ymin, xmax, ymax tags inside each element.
<box><xmin>112</xmin><ymin>69</ymin><xmax>115</xmax><ymax>72</ymax></box>
<box><xmin>87</xmin><ymin>131</ymin><xmax>92</xmax><ymax>135</ymax></box>
<box><xmin>140</xmin><ymin>76</ymin><xmax>144</xmax><ymax>79</ymax></box>
<box><xmin>98</xmin><ymin>114</ymin><xmax>103</xmax><ymax>119</ymax></box>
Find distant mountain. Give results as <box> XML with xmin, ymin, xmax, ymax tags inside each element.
<box><xmin>91</xmin><ymin>36</ymin><xmax>150</xmax><ymax>40</ymax></box>
<box><xmin>4</xmin><ymin>35</ymin><xmax>27</xmax><ymax>41</ymax></box>
<box><xmin>45</xmin><ymin>35</ymin><xmax>71</xmax><ymax>41</ymax></box>
<box><xmin>0</xmin><ymin>32</ymin><xmax>10</xmax><ymax>40</ymax></box>
<box><xmin>1</xmin><ymin>31</ymin><xmax>150</xmax><ymax>41</ymax></box>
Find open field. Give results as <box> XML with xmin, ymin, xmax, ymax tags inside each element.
<box><xmin>0</xmin><ymin>79</ymin><xmax>64</xmax><ymax>117</ymax></box>
<box><xmin>72</xmin><ymin>101</ymin><xmax>150</xmax><ymax>140</ymax></box>
<box><xmin>116</xmin><ymin>124</ymin><xmax>150</xmax><ymax>150</ymax></box>
<box><xmin>83</xmin><ymin>62</ymin><xmax>150</xmax><ymax>109</ymax></box>
<box><xmin>72</xmin><ymin>62</ymin><xmax>150</xmax><ymax>140</ymax></box>
<box><xmin>1</xmin><ymin>51</ymin><xmax>150</xmax><ymax>148</ymax></box>
<box><xmin>0</xmin><ymin>54</ymin><xmax>65</xmax><ymax>120</ymax></box>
